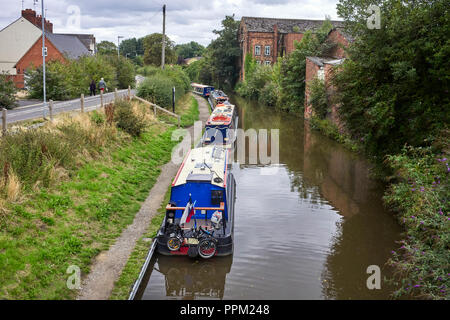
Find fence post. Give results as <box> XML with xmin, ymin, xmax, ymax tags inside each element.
<box><xmin>114</xmin><ymin>88</ymin><xmax>118</xmax><ymax>101</ymax></box>
<box><xmin>81</xmin><ymin>93</ymin><xmax>85</xmax><ymax>113</ymax></box>
<box><xmin>49</xmin><ymin>100</ymin><xmax>54</xmax><ymax>121</ymax></box>
<box><xmin>128</xmin><ymin>85</ymin><xmax>131</xmax><ymax>100</ymax></box>
<box><xmin>100</xmin><ymin>90</ymin><xmax>104</xmax><ymax>109</ymax></box>
<box><xmin>178</xmin><ymin>116</ymin><xmax>180</xmax><ymax>128</ymax></box>
<box><xmin>1</xmin><ymin>108</ymin><xmax>6</xmax><ymax>136</ymax></box>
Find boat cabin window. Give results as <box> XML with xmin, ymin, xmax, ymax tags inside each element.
<box><xmin>211</xmin><ymin>190</ymin><xmax>223</xmax><ymax>206</ymax></box>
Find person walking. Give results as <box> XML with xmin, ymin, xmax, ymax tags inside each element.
<box><xmin>89</xmin><ymin>79</ymin><xmax>96</xmax><ymax>96</ymax></box>
<box><xmin>98</xmin><ymin>78</ymin><xmax>107</xmax><ymax>94</ymax></box>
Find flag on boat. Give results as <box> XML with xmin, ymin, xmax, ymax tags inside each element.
<box><xmin>180</xmin><ymin>197</ymin><xmax>196</xmax><ymax>225</ymax></box>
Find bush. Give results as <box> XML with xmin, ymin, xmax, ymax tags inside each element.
<box><xmin>0</xmin><ymin>72</ymin><xmax>18</xmax><ymax>109</ymax></box>
<box><xmin>308</xmin><ymin>77</ymin><xmax>329</xmax><ymax>119</ymax></box>
<box><xmin>259</xmin><ymin>82</ymin><xmax>278</xmax><ymax>106</ymax></box>
<box><xmin>383</xmin><ymin>145</ymin><xmax>449</xmax><ymax>299</ymax></box>
<box><xmin>137</xmin><ymin>66</ymin><xmax>189</xmax><ymax>109</ymax></box>
<box><xmin>114</xmin><ymin>99</ymin><xmax>146</xmax><ymax>137</ymax></box>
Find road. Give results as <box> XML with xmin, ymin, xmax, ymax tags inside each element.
<box><xmin>6</xmin><ymin>89</ymin><xmax>135</xmax><ymax>124</ymax></box>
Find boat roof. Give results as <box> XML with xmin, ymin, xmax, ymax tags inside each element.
<box><xmin>172</xmin><ymin>146</ymin><xmax>228</xmax><ymax>188</ymax></box>
<box><xmin>191</xmin><ymin>83</ymin><xmax>214</xmax><ymax>88</ymax></box>
<box><xmin>207</xmin><ymin>104</ymin><xmax>235</xmax><ymax>126</ymax></box>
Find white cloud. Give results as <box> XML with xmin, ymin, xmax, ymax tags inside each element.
<box><xmin>0</xmin><ymin>0</ymin><xmax>340</xmax><ymax>46</ymax></box>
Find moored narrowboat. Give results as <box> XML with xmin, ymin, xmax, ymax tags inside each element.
<box><xmin>191</xmin><ymin>83</ymin><xmax>214</xmax><ymax>98</ymax></box>
<box><xmin>209</xmin><ymin>90</ymin><xmax>229</xmax><ymax>110</ymax></box>
<box><xmin>156</xmin><ymin>145</ymin><xmax>236</xmax><ymax>258</ymax></box>
<box><xmin>202</xmin><ymin>104</ymin><xmax>237</xmax><ymax>147</ymax></box>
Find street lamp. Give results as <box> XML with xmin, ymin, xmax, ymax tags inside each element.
<box><xmin>117</xmin><ymin>36</ymin><xmax>124</xmax><ymax>58</ymax></box>
<box><xmin>40</xmin><ymin>0</ymin><xmax>47</xmax><ymax>118</ymax></box>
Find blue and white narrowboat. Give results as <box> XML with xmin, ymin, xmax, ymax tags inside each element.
<box><xmin>209</xmin><ymin>90</ymin><xmax>229</xmax><ymax>110</ymax></box>
<box><xmin>157</xmin><ymin>145</ymin><xmax>236</xmax><ymax>258</ymax></box>
<box><xmin>191</xmin><ymin>83</ymin><xmax>214</xmax><ymax>98</ymax></box>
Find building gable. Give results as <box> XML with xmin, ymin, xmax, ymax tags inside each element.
<box><xmin>0</xmin><ymin>17</ymin><xmax>42</xmax><ymax>74</ymax></box>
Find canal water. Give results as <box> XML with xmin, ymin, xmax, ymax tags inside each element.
<box><xmin>136</xmin><ymin>96</ymin><xmax>402</xmax><ymax>300</ymax></box>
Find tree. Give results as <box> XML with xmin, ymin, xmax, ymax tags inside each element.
<box><xmin>0</xmin><ymin>72</ymin><xmax>17</xmax><ymax>109</ymax></box>
<box><xmin>208</xmin><ymin>15</ymin><xmax>241</xmax><ymax>90</ymax></box>
<box><xmin>175</xmin><ymin>41</ymin><xmax>205</xmax><ymax>59</ymax></box>
<box><xmin>334</xmin><ymin>0</ymin><xmax>450</xmax><ymax>157</ymax></box>
<box><xmin>278</xmin><ymin>19</ymin><xmax>333</xmax><ymax>113</ymax></box>
<box><xmin>97</xmin><ymin>41</ymin><xmax>117</xmax><ymax>56</ymax></box>
<box><xmin>143</xmin><ymin>33</ymin><xmax>177</xmax><ymax>66</ymax></box>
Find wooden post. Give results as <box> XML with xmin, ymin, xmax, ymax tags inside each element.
<box><xmin>100</xmin><ymin>90</ymin><xmax>104</xmax><ymax>109</ymax></box>
<box><xmin>114</xmin><ymin>88</ymin><xmax>118</xmax><ymax>101</ymax></box>
<box><xmin>178</xmin><ymin>116</ymin><xmax>180</xmax><ymax>128</ymax></box>
<box><xmin>128</xmin><ymin>85</ymin><xmax>131</xmax><ymax>100</ymax></box>
<box><xmin>1</xmin><ymin>108</ymin><xmax>6</xmax><ymax>136</ymax></box>
<box><xmin>80</xmin><ymin>94</ymin><xmax>85</xmax><ymax>113</ymax></box>
<box><xmin>49</xmin><ymin>100</ymin><xmax>54</xmax><ymax>121</ymax></box>
<box><xmin>153</xmin><ymin>105</ymin><xmax>156</xmax><ymax>117</ymax></box>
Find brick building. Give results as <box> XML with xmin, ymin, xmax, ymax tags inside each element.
<box><xmin>304</xmin><ymin>28</ymin><xmax>354</xmax><ymax>128</ymax></box>
<box><xmin>0</xmin><ymin>9</ymin><xmax>95</xmax><ymax>89</ymax></box>
<box><xmin>237</xmin><ymin>17</ymin><xmax>344</xmax><ymax>80</ymax></box>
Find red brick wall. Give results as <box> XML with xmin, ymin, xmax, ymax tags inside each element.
<box><xmin>327</xmin><ymin>29</ymin><xmax>348</xmax><ymax>59</ymax></box>
<box><xmin>13</xmin><ymin>36</ymin><xmax>66</xmax><ymax>88</ymax></box>
<box><xmin>248</xmin><ymin>32</ymin><xmax>275</xmax><ymax>64</ymax></box>
<box><xmin>284</xmin><ymin>33</ymin><xmax>303</xmax><ymax>54</ymax></box>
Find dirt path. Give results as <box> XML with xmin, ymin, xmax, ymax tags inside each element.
<box><xmin>77</xmin><ymin>94</ymin><xmax>210</xmax><ymax>300</ymax></box>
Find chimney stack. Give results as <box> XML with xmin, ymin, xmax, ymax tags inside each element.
<box><xmin>21</xmin><ymin>9</ymin><xmax>53</xmax><ymax>33</ymax></box>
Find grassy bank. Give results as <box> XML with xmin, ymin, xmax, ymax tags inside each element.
<box><xmin>109</xmin><ymin>186</ymin><xmax>171</xmax><ymax>300</ymax></box>
<box><xmin>158</xmin><ymin>94</ymin><xmax>199</xmax><ymax>127</ymax></box>
<box><xmin>0</xmin><ymin>100</ymin><xmax>182</xmax><ymax>299</ymax></box>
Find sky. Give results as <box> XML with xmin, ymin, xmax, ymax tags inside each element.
<box><xmin>0</xmin><ymin>0</ymin><xmax>341</xmax><ymax>46</ymax></box>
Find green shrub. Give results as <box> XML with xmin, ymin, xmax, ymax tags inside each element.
<box><xmin>0</xmin><ymin>72</ymin><xmax>18</xmax><ymax>109</ymax></box>
<box><xmin>114</xmin><ymin>99</ymin><xmax>146</xmax><ymax>137</ymax></box>
<box><xmin>259</xmin><ymin>81</ymin><xmax>278</xmax><ymax>106</ymax></box>
<box><xmin>308</xmin><ymin>77</ymin><xmax>329</xmax><ymax>119</ymax></box>
<box><xmin>137</xmin><ymin>66</ymin><xmax>189</xmax><ymax>109</ymax></box>
<box><xmin>383</xmin><ymin>145</ymin><xmax>449</xmax><ymax>299</ymax></box>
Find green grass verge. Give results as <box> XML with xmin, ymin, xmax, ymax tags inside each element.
<box><xmin>0</xmin><ymin>124</ymin><xmax>181</xmax><ymax>299</ymax></box>
<box><xmin>158</xmin><ymin>94</ymin><xmax>199</xmax><ymax>128</ymax></box>
<box><xmin>109</xmin><ymin>185</ymin><xmax>172</xmax><ymax>300</ymax></box>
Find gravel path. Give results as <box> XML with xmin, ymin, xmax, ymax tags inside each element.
<box><xmin>77</xmin><ymin>94</ymin><xmax>210</xmax><ymax>300</ymax></box>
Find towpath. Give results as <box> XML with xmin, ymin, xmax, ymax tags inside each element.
<box><xmin>77</xmin><ymin>93</ymin><xmax>210</xmax><ymax>300</ymax></box>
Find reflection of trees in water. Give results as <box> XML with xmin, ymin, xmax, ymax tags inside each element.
<box><xmin>320</xmin><ymin>212</ymin><xmax>401</xmax><ymax>299</ymax></box>
<box><xmin>232</xmin><ymin>96</ymin><xmax>401</xmax><ymax>299</ymax></box>
<box><xmin>156</xmin><ymin>255</ymin><xmax>233</xmax><ymax>300</ymax></box>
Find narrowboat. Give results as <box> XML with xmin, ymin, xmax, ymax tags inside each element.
<box><xmin>202</xmin><ymin>104</ymin><xmax>237</xmax><ymax>147</ymax></box>
<box><xmin>191</xmin><ymin>83</ymin><xmax>214</xmax><ymax>98</ymax></box>
<box><xmin>209</xmin><ymin>90</ymin><xmax>229</xmax><ymax>110</ymax></box>
<box><xmin>156</xmin><ymin>145</ymin><xmax>236</xmax><ymax>258</ymax></box>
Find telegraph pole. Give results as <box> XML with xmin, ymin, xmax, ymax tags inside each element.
<box><xmin>41</xmin><ymin>0</ymin><xmax>47</xmax><ymax>118</ymax></box>
<box><xmin>161</xmin><ymin>4</ymin><xmax>166</xmax><ymax>69</ymax></box>
<box><xmin>117</xmin><ymin>36</ymin><xmax>124</xmax><ymax>58</ymax></box>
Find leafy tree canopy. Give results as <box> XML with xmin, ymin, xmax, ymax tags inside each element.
<box><xmin>175</xmin><ymin>41</ymin><xmax>205</xmax><ymax>59</ymax></box>
<box><xmin>143</xmin><ymin>33</ymin><xmax>177</xmax><ymax>66</ymax></box>
<box><xmin>97</xmin><ymin>41</ymin><xmax>117</xmax><ymax>56</ymax></box>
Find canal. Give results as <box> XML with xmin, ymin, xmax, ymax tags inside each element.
<box><xmin>136</xmin><ymin>96</ymin><xmax>402</xmax><ymax>300</ymax></box>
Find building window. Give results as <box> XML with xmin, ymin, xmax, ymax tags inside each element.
<box><xmin>265</xmin><ymin>61</ymin><xmax>271</xmax><ymax>66</ymax></box>
<box><xmin>265</xmin><ymin>46</ymin><xmax>271</xmax><ymax>56</ymax></box>
<box><xmin>255</xmin><ymin>45</ymin><xmax>261</xmax><ymax>56</ymax></box>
